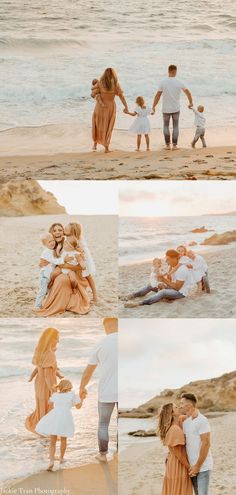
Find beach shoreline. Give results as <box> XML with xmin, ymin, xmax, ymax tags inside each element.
<box><xmin>119</xmin><ymin>412</ymin><xmax>236</xmax><ymax>495</ymax></box>
<box><xmin>119</xmin><ymin>244</ymin><xmax>236</xmax><ymax>318</ymax></box>
<box><xmin>0</xmin><ymin>124</ymin><xmax>235</xmax><ymax>181</ymax></box>
<box><xmin>5</xmin><ymin>459</ymin><xmax>117</xmax><ymax>495</ymax></box>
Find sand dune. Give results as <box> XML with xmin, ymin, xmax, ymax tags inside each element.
<box><xmin>0</xmin><ymin>214</ymin><xmax>118</xmax><ymax>317</ymax></box>
<box><xmin>11</xmin><ymin>459</ymin><xmax>117</xmax><ymax>495</ymax></box>
<box><xmin>119</xmin><ymin>245</ymin><xmax>236</xmax><ymax>318</ymax></box>
<box><xmin>119</xmin><ymin>412</ymin><xmax>236</xmax><ymax>495</ymax></box>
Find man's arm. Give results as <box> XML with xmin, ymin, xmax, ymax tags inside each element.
<box><xmin>152</xmin><ymin>91</ymin><xmax>162</xmax><ymax>112</ymax></box>
<box><xmin>183</xmin><ymin>88</ymin><xmax>193</xmax><ymax>108</ymax></box>
<box><xmin>189</xmin><ymin>432</ymin><xmax>211</xmax><ymax>476</ymax></box>
<box><xmin>158</xmin><ymin>276</ymin><xmax>184</xmax><ymax>291</ymax></box>
<box><xmin>79</xmin><ymin>364</ymin><xmax>97</xmax><ymax>397</ymax></box>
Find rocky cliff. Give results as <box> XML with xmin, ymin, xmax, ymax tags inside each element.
<box><xmin>120</xmin><ymin>370</ymin><xmax>236</xmax><ymax>418</ymax></box>
<box><xmin>0</xmin><ymin>180</ymin><xmax>66</xmax><ymax>216</ymax></box>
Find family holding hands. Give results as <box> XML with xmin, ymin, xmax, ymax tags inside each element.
<box><xmin>26</xmin><ymin>318</ymin><xmax>118</xmax><ymax>471</ymax></box>
<box><xmin>91</xmin><ymin>65</ymin><xmax>207</xmax><ymax>153</ymax></box>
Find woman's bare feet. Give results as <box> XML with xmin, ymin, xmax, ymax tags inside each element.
<box><xmin>47</xmin><ymin>463</ymin><xmax>54</xmax><ymax>472</ymax></box>
<box><xmin>59</xmin><ymin>458</ymin><xmax>66</xmax><ymax>465</ymax></box>
<box><xmin>95</xmin><ymin>453</ymin><xmax>108</xmax><ymax>463</ymax></box>
<box><xmin>92</xmin><ymin>142</ymin><xmax>97</xmax><ymax>151</ymax></box>
<box><xmin>104</xmin><ymin>146</ymin><xmax>110</xmax><ymax>153</ymax></box>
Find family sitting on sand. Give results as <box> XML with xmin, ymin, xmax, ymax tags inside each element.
<box><xmin>124</xmin><ymin>246</ymin><xmax>209</xmax><ymax>308</ymax></box>
<box><xmin>26</xmin><ymin>318</ymin><xmax>118</xmax><ymax>471</ymax></box>
<box><xmin>91</xmin><ymin>65</ymin><xmax>206</xmax><ymax>153</ymax></box>
<box><xmin>159</xmin><ymin>393</ymin><xmax>213</xmax><ymax>495</ymax></box>
<box><xmin>34</xmin><ymin>221</ymin><xmax>97</xmax><ymax>316</ymax></box>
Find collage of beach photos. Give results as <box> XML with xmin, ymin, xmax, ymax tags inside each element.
<box><xmin>0</xmin><ymin>1</ymin><xmax>236</xmax><ymax>495</ymax></box>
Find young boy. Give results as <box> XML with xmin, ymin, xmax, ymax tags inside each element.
<box><xmin>190</xmin><ymin>105</ymin><xmax>206</xmax><ymax>148</ymax></box>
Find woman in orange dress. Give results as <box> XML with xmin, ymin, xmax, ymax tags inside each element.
<box><xmin>91</xmin><ymin>67</ymin><xmax>129</xmax><ymax>153</ymax></box>
<box><xmin>158</xmin><ymin>403</ymin><xmax>193</xmax><ymax>495</ymax></box>
<box><xmin>25</xmin><ymin>328</ymin><xmax>62</xmax><ymax>433</ymax></box>
<box><xmin>35</xmin><ymin>223</ymin><xmax>90</xmax><ymax>317</ymax></box>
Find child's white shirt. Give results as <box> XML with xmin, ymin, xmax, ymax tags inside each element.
<box><xmin>150</xmin><ymin>267</ymin><xmax>161</xmax><ymax>288</ymax></box>
<box><xmin>135</xmin><ymin>106</ymin><xmax>152</xmax><ymax>117</ymax></box>
<box><xmin>40</xmin><ymin>248</ymin><xmax>64</xmax><ymax>278</ymax></box>
<box><xmin>191</xmin><ymin>108</ymin><xmax>206</xmax><ymax>128</ymax></box>
<box><xmin>61</xmin><ymin>249</ymin><xmax>79</xmax><ymax>274</ymax></box>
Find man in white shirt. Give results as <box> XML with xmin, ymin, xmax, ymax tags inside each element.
<box><xmin>124</xmin><ymin>249</ymin><xmax>191</xmax><ymax>307</ymax></box>
<box><xmin>79</xmin><ymin>317</ymin><xmax>118</xmax><ymax>462</ymax></box>
<box><xmin>180</xmin><ymin>393</ymin><xmax>213</xmax><ymax>495</ymax></box>
<box><xmin>152</xmin><ymin>65</ymin><xmax>193</xmax><ymax>150</ymax></box>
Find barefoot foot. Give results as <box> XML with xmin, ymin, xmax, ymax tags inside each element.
<box><xmin>95</xmin><ymin>453</ymin><xmax>108</xmax><ymax>463</ymax></box>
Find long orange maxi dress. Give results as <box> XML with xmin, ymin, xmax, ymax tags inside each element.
<box><xmin>35</xmin><ymin>272</ymin><xmax>90</xmax><ymax>317</ymax></box>
<box><xmin>92</xmin><ymin>81</ymin><xmax>123</xmax><ymax>148</ymax></box>
<box><xmin>25</xmin><ymin>350</ymin><xmax>57</xmax><ymax>433</ymax></box>
<box><xmin>162</xmin><ymin>424</ymin><xmax>193</xmax><ymax>495</ymax></box>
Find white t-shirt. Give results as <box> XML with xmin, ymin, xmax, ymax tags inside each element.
<box><xmin>88</xmin><ymin>332</ymin><xmax>118</xmax><ymax>403</ymax></box>
<box><xmin>150</xmin><ymin>267</ymin><xmax>160</xmax><ymax>288</ymax></box>
<box><xmin>171</xmin><ymin>264</ymin><xmax>191</xmax><ymax>296</ymax></box>
<box><xmin>40</xmin><ymin>248</ymin><xmax>64</xmax><ymax>278</ymax></box>
<box><xmin>158</xmin><ymin>77</ymin><xmax>186</xmax><ymax>113</ymax></box>
<box><xmin>192</xmin><ymin>108</ymin><xmax>206</xmax><ymax>128</ymax></box>
<box><xmin>183</xmin><ymin>413</ymin><xmax>213</xmax><ymax>472</ymax></box>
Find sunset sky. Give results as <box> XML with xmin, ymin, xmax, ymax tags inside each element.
<box><xmin>119</xmin><ymin>181</ymin><xmax>236</xmax><ymax>217</ymax></box>
<box><xmin>119</xmin><ymin>319</ymin><xmax>236</xmax><ymax>408</ymax></box>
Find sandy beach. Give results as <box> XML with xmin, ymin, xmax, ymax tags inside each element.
<box><xmin>119</xmin><ymin>412</ymin><xmax>236</xmax><ymax>495</ymax></box>
<box><xmin>0</xmin><ymin>126</ymin><xmax>235</xmax><ymax>181</ymax></box>
<box><xmin>119</xmin><ymin>245</ymin><xmax>236</xmax><ymax>318</ymax></box>
<box><xmin>0</xmin><ymin>214</ymin><xmax>118</xmax><ymax>317</ymax></box>
<box><xmin>9</xmin><ymin>459</ymin><xmax>117</xmax><ymax>495</ymax></box>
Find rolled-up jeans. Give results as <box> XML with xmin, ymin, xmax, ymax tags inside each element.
<box><xmin>98</xmin><ymin>402</ymin><xmax>117</xmax><ymax>454</ymax></box>
<box><xmin>192</xmin><ymin>470</ymin><xmax>211</xmax><ymax>495</ymax></box>
<box><xmin>163</xmin><ymin>111</ymin><xmax>180</xmax><ymax>145</ymax></box>
<box><xmin>140</xmin><ymin>288</ymin><xmax>185</xmax><ymax>305</ymax></box>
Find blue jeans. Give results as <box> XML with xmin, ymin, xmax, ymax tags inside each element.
<box><xmin>140</xmin><ymin>288</ymin><xmax>185</xmax><ymax>305</ymax></box>
<box><xmin>35</xmin><ymin>273</ymin><xmax>49</xmax><ymax>308</ymax></box>
<box><xmin>98</xmin><ymin>402</ymin><xmax>117</xmax><ymax>454</ymax></box>
<box><xmin>192</xmin><ymin>471</ymin><xmax>211</xmax><ymax>495</ymax></box>
<box><xmin>132</xmin><ymin>284</ymin><xmax>159</xmax><ymax>298</ymax></box>
<box><xmin>163</xmin><ymin>111</ymin><xmax>180</xmax><ymax>145</ymax></box>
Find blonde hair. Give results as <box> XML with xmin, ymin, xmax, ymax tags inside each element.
<box><xmin>54</xmin><ymin>379</ymin><xmax>73</xmax><ymax>393</ymax></box>
<box><xmin>65</xmin><ymin>236</ymin><xmax>78</xmax><ymax>250</ymax></box>
<box><xmin>158</xmin><ymin>403</ymin><xmax>174</xmax><ymax>443</ymax></box>
<box><xmin>67</xmin><ymin>222</ymin><xmax>82</xmax><ymax>241</ymax></box>
<box><xmin>177</xmin><ymin>245</ymin><xmax>187</xmax><ymax>256</ymax></box>
<box><xmin>40</xmin><ymin>233</ymin><xmax>53</xmax><ymax>246</ymax></box>
<box><xmin>32</xmin><ymin>328</ymin><xmax>59</xmax><ymax>366</ymax></box>
<box><xmin>136</xmin><ymin>96</ymin><xmax>145</xmax><ymax>108</ymax></box>
<box><xmin>197</xmin><ymin>105</ymin><xmax>204</xmax><ymax>112</ymax></box>
<box><xmin>100</xmin><ymin>68</ymin><xmax>118</xmax><ymax>91</ymax></box>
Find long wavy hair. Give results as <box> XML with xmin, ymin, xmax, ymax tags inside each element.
<box><xmin>32</xmin><ymin>328</ymin><xmax>59</xmax><ymax>366</ymax></box>
<box><xmin>100</xmin><ymin>68</ymin><xmax>118</xmax><ymax>91</ymax></box>
<box><xmin>158</xmin><ymin>403</ymin><xmax>174</xmax><ymax>443</ymax></box>
<box><xmin>67</xmin><ymin>222</ymin><xmax>82</xmax><ymax>241</ymax></box>
<box><xmin>176</xmin><ymin>245</ymin><xmax>187</xmax><ymax>256</ymax></box>
<box><xmin>49</xmin><ymin>223</ymin><xmax>64</xmax><ymax>257</ymax></box>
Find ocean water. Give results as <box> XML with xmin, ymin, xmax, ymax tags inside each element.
<box><xmin>119</xmin><ymin>215</ymin><xmax>236</xmax><ymax>264</ymax></box>
<box><xmin>119</xmin><ymin>417</ymin><xmax>157</xmax><ymax>452</ymax></box>
<box><xmin>0</xmin><ymin>318</ymin><xmax>117</xmax><ymax>487</ymax></box>
<box><xmin>0</xmin><ymin>0</ymin><xmax>236</xmax><ymax>133</ymax></box>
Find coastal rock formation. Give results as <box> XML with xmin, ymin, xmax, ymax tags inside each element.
<box><xmin>0</xmin><ymin>180</ymin><xmax>66</xmax><ymax>216</ymax></box>
<box><xmin>191</xmin><ymin>226</ymin><xmax>213</xmax><ymax>233</ymax></box>
<box><xmin>202</xmin><ymin>230</ymin><xmax>236</xmax><ymax>246</ymax></box>
<box><xmin>119</xmin><ymin>371</ymin><xmax>236</xmax><ymax>418</ymax></box>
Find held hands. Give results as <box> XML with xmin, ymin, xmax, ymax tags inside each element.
<box><xmin>123</xmin><ymin>108</ymin><xmax>129</xmax><ymax>114</ymax></box>
<box><xmin>64</xmin><ymin>255</ymin><xmax>74</xmax><ymax>263</ymax></box>
<box><xmin>188</xmin><ymin>103</ymin><xmax>193</xmax><ymax>109</ymax></box>
<box><xmin>79</xmin><ymin>388</ymin><xmax>88</xmax><ymax>400</ymax></box>
<box><xmin>189</xmin><ymin>464</ymin><xmax>200</xmax><ymax>477</ymax></box>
